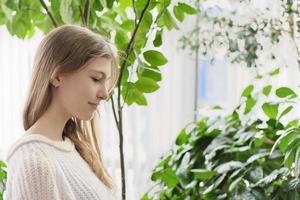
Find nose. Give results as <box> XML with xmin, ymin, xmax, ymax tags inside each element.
<box><xmin>96</xmin><ymin>84</ymin><xmax>109</xmax><ymax>100</ymax></box>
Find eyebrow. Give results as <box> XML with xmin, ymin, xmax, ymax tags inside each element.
<box><xmin>90</xmin><ymin>69</ymin><xmax>111</xmax><ymax>79</ymax></box>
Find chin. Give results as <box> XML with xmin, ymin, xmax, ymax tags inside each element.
<box><xmin>74</xmin><ymin>112</ymin><xmax>95</xmax><ymax>121</ymax></box>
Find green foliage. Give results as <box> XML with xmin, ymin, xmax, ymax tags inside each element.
<box><xmin>0</xmin><ymin>161</ymin><xmax>7</xmax><ymax>200</ymax></box>
<box><xmin>144</xmin><ymin>71</ymin><xmax>300</xmax><ymax>199</ymax></box>
<box><xmin>180</xmin><ymin>0</ymin><xmax>300</xmax><ymax>68</ymax></box>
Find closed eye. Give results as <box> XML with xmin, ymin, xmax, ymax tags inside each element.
<box><xmin>91</xmin><ymin>77</ymin><xmax>100</xmax><ymax>82</ymax></box>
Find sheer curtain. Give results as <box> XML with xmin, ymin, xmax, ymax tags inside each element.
<box><xmin>0</xmin><ymin>26</ymin><xmax>43</xmax><ymax>159</ymax></box>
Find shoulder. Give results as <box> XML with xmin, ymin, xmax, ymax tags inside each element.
<box><xmin>6</xmin><ymin>139</ymin><xmax>55</xmax><ymax>174</ymax></box>
<box><xmin>5</xmin><ymin>138</ymin><xmax>58</xmax><ymax>184</ymax></box>
<box><xmin>5</xmin><ymin>133</ymin><xmax>75</xmax><ymax>163</ymax></box>
<box><xmin>4</xmin><ymin>136</ymin><xmax>61</xmax><ymax>200</ymax></box>
<box><xmin>6</xmin><ymin>134</ymin><xmax>49</xmax><ymax>163</ymax></box>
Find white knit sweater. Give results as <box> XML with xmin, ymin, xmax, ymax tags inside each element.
<box><xmin>4</xmin><ymin>133</ymin><xmax>115</xmax><ymax>200</ymax></box>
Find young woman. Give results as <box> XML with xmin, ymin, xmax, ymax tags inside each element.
<box><xmin>4</xmin><ymin>24</ymin><xmax>119</xmax><ymax>200</ymax></box>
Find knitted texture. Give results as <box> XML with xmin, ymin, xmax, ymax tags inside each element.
<box><xmin>4</xmin><ymin>134</ymin><xmax>114</xmax><ymax>200</ymax></box>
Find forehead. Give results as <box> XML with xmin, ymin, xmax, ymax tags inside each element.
<box><xmin>83</xmin><ymin>56</ymin><xmax>112</xmax><ymax>76</ymax></box>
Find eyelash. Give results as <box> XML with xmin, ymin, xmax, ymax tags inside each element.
<box><xmin>92</xmin><ymin>77</ymin><xmax>100</xmax><ymax>82</ymax></box>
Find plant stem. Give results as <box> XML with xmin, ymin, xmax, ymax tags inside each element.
<box><xmin>111</xmin><ymin>0</ymin><xmax>152</xmax><ymax>199</ymax></box>
<box><xmin>83</xmin><ymin>0</ymin><xmax>90</xmax><ymax>26</ymax></box>
<box><xmin>39</xmin><ymin>0</ymin><xmax>57</xmax><ymax>28</ymax></box>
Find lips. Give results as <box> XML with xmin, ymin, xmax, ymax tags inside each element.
<box><xmin>88</xmin><ymin>102</ymin><xmax>99</xmax><ymax>108</ymax></box>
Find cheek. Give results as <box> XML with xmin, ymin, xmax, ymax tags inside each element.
<box><xmin>59</xmin><ymin>78</ymin><xmax>94</xmax><ymax>116</ymax></box>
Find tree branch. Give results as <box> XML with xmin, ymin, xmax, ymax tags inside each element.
<box><xmin>110</xmin><ymin>95</ymin><xmax>119</xmax><ymax>126</ymax></box>
<box><xmin>110</xmin><ymin>1</ymin><xmax>152</xmax><ymax>199</ymax></box>
<box><xmin>79</xmin><ymin>6</ymin><xmax>85</xmax><ymax>25</ymax></box>
<box><xmin>83</xmin><ymin>0</ymin><xmax>90</xmax><ymax>26</ymax></box>
<box><xmin>39</xmin><ymin>0</ymin><xmax>58</xmax><ymax>28</ymax></box>
<box><xmin>132</xmin><ymin>0</ymin><xmax>137</xmax><ymax>26</ymax></box>
<box><xmin>117</xmin><ymin>0</ymin><xmax>151</xmax><ymax>102</ymax></box>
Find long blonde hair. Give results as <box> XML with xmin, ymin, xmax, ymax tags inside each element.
<box><xmin>23</xmin><ymin>24</ymin><xmax>119</xmax><ymax>192</ymax></box>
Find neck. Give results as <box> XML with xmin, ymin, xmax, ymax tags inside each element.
<box><xmin>26</xmin><ymin>99</ymin><xmax>70</xmax><ymax>141</ymax></box>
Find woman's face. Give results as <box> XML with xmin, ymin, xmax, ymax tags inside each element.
<box><xmin>54</xmin><ymin>56</ymin><xmax>112</xmax><ymax>121</ymax></box>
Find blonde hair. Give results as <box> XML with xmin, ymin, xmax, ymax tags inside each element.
<box><xmin>23</xmin><ymin>24</ymin><xmax>119</xmax><ymax>193</ymax></box>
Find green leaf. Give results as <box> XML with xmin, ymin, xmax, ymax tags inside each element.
<box><xmin>162</xmin><ymin>9</ymin><xmax>178</xmax><ymax>30</ymax></box>
<box><xmin>151</xmin><ymin>170</ymin><xmax>162</xmax><ymax>181</ymax></box>
<box><xmin>122</xmin><ymin>83</ymin><xmax>148</xmax><ymax>105</ymax></box>
<box><xmin>262</xmin><ymin>103</ymin><xmax>279</xmax><ymax>119</ymax></box>
<box><xmin>248</xmin><ymin>167</ymin><xmax>263</xmax><ymax>183</ymax></box>
<box><xmin>173</xmin><ymin>4</ymin><xmax>184</xmax><ymax>22</ymax></box>
<box><xmin>178</xmin><ymin>3</ymin><xmax>198</xmax><ymax>15</ymax></box>
<box><xmin>93</xmin><ymin>0</ymin><xmax>104</xmax><ymax>11</ymax></box>
<box><xmin>135</xmin><ymin>12</ymin><xmax>152</xmax><ymax>54</ymax></box>
<box><xmin>135</xmin><ymin>76</ymin><xmax>160</xmax><ymax>93</ymax></box>
<box><xmin>141</xmin><ymin>193</ymin><xmax>151</xmax><ymax>200</ymax></box>
<box><xmin>49</xmin><ymin>0</ymin><xmax>64</xmax><ymax>25</ymax></box>
<box><xmin>284</xmin><ymin>150</ymin><xmax>295</xmax><ymax>169</ymax></box>
<box><xmin>244</xmin><ymin>96</ymin><xmax>256</xmax><ymax>114</ymax></box>
<box><xmin>246</xmin><ymin>152</ymin><xmax>269</xmax><ymax>164</ymax></box>
<box><xmin>176</xmin><ymin>129</ymin><xmax>189</xmax><ymax>145</ymax></box>
<box><xmin>136</xmin><ymin>0</ymin><xmax>149</xmax><ymax>17</ymax></box>
<box><xmin>1</xmin><ymin>3</ymin><xmax>13</xmax><ymax>21</ymax></box>
<box><xmin>114</xmin><ymin>30</ymin><xmax>129</xmax><ymax>51</ymax></box>
<box><xmin>153</xmin><ymin>30</ymin><xmax>162</xmax><ymax>47</ymax></box>
<box><xmin>120</xmin><ymin>19</ymin><xmax>134</xmax><ymax>32</ymax></box>
<box><xmin>0</xmin><ymin>170</ymin><xmax>6</xmax><ymax>181</ymax></box>
<box><xmin>272</xmin><ymin>128</ymin><xmax>299</xmax><ymax>153</ymax></box>
<box><xmin>119</xmin><ymin>0</ymin><xmax>132</xmax><ymax>9</ymax></box>
<box><xmin>59</xmin><ymin>0</ymin><xmax>73</xmax><ymax>23</ymax></box>
<box><xmin>191</xmin><ymin>169</ymin><xmax>216</xmax><ymax>181</ymax></box>
<box><xmin>283</xmin><ymin>178</ymin><xmax>300</xmax><ymax>191</ymax></box>
<box><xmin>229</xmin><ymin>177</ymin><xmax>243</xmax><ymax>192</ymax></box>
<box><xmin>99</xmin><ymin>0</ymin><xmax>107</xmax><ymax>7</ymax></box>
<box><xmin>4</xmin><ymin>0</ymin><xmax>19</xmax><ymax>10</ymax></box>
<box><xmin>288</xmin><ymin>190</ymin><xmax>300</xmax><ymax>200</ymax></box>
<box><xmin>216</xmin><ymin>161</ymin><xmax>244</xmax><ymax>173</ymax></box>
<box><xmin>241</xmin><ymin>84</ymin><xmax>254</xmax><ymax>97</ymax></box>
<box><xmin>275</xmin><ymin>87</ymin><xmax>297</xmax><ymax>99</ymax></box>
<box><xmin>278</xmin><ymin>105</ymin><xmax>293</xmax><ymax>120</ymax></box>
<box><xmin>138</xmin><ymin>67</ymin><xmax>162</xmax><ymax>82</ymax></box>
<box><xmin>254</xmin><ymin>168</ymin><xmax>289</xmax><ymax>187</ymax></box>
<box><xmin>295</xmin><ymin>147</ymin><xmax>300</xmax><ymax>177</ymax></box>
<box><xmin>143</xmin><ymin>50</ymin><xmax>168</xmax><ymax>66</ymax></box>
<box><xmin>156</xmin><ymin>0</ymin><xmax>171</xmax><ymax>10</ymax></box>
<box><xmin>161</xmin><ymin>168</ymin><xmax>178</xmax><ymax>189</ymax></box>
<box><xmin>106</xmin><ymin>0</ymin><xmax>114</xmax><ymax>8</ymax></box>
<box><xmin>263</xmin><ymin>85</ymin><xmax>272</xmax><ymax>97</ymax></box>
<box><xmin>213</xmin><ymin>105</ymin><xmax>222</xmax><ymax>110</ymax></box>
<box><xmin>229</xmin><ymin>39</ymin><xmax>239</xmax><ymax>52</ymax></box>
<box><xmin>255</xmin><ymin>74</ymin><xmax>263</xmax><ymax>79</ymax></box>
<box><xmin>0</xmin><ymin>161</ymin><xmax>6</xmax><ymax>168</ymax></box>
<box><xmin>268</xmin><ymin>68</ymin><xmax>280</xmax><ymax>76</ymax></box>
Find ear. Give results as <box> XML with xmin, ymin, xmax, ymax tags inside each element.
<box><xmin>50</xmin><ymin>76</ymin><xmax>62</xmax><ymax>88</ymax></box>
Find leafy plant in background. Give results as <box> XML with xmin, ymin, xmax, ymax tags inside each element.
<box><xmin>181</xmin><ymin>0</ymin><xmax>300</xmax><ymax>68</ymax></box>
<box><xmin>0</xmin><ymin>0</ymin><xmax>197</xmax><ymax>199</ymax></box>
<box><xmin>143</xmin><ymin>68</ymin><xmax>300</xmax><ymax>199</ymax></box>
<box><xmin>0</xmin><ymin>161</ymin><xmax>6</xmax><ymax>200</ymax></box>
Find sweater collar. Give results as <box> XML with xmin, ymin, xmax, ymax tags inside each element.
<box><xmin>6</xmin><ymin>133</ymin><xmax>75</xmax><ymax>161</ymax></box>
